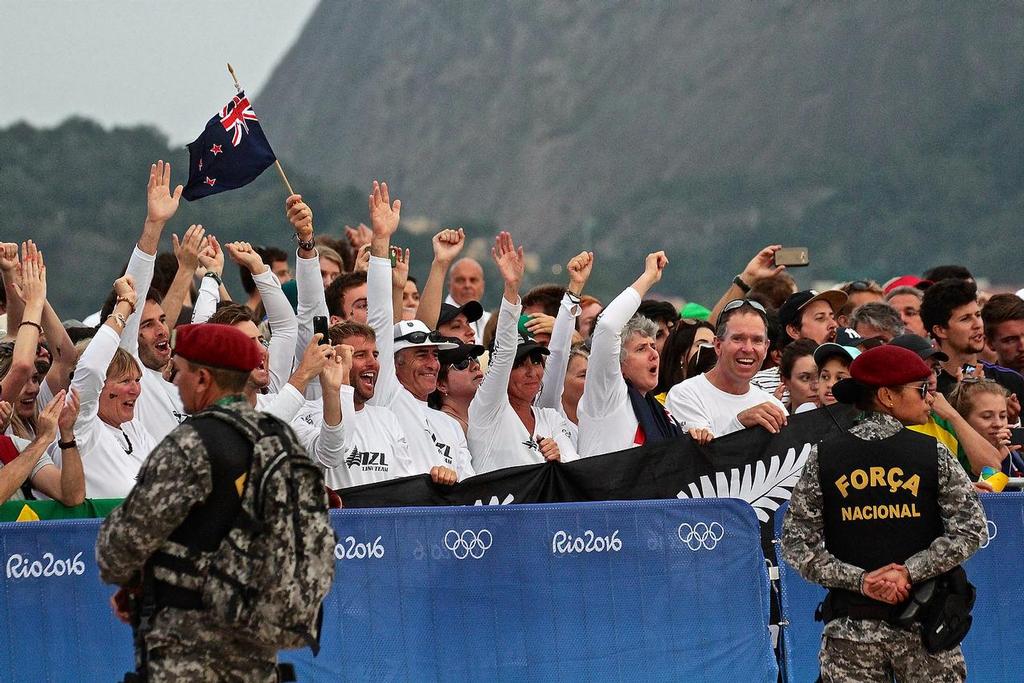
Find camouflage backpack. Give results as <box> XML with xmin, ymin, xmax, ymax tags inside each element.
<box><xmin>149</xmin><ymin>404</ymin><xmax>336</xmax><ymax>653</ymax></box>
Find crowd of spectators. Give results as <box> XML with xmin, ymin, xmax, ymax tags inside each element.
<box><xmin>1</xmin><ymin>159</ymin><xmax>1022</xmax><ymax>504</ymax></box>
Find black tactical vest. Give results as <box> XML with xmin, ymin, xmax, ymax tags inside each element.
<box><xmin>817</xmin><ymin>427</ymin><xmax>943</xmax><ymax>610</ymax></box>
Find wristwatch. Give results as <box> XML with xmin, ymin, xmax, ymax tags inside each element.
<box><xmin>294</xmin><ymin>233</ymin><xmax>315</xmax><ymax>252</ymax></box>
<box><xmin>204</xmin><ymin>271</ymin><xmax>223</xmax><ymax>287</ymax></box>
<box><xmin>733</xmin><ymin>275</ymin><xmax>751</xmax><ymax>293</ymax></box>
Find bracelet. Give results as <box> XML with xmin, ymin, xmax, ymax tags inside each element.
<box><xmin>565</xmin><ymin>291</ymin><xmax>582</xmax><ymax>305</ymax></box>
<box><xmin>733</xmin><ymin>275</ymin><xmax>751</xmax><ymax>293</ymax></box>
<box><xmin>108</xmin><ymin>312</ymin><xmax>128</xmax><ymax>329</ymax></box>
<box><xmin>204</xmin><ymin>271</ymin><xmax>223</xmax><ymax>286</ymax></box>
<box><xmin>294</xmin><ymin>233</ymin><xmax>315</xmax><ymax>252</ymax></box>
<box><xmin>19</xmin><ymin>321</ymin><xmax>42</xmax><ymax>334</ymax></box>
<box><xmin>115</xmin><ymin>296</ymin><xmax>136</xmax><ymax>315</ymax></box>
<box><xmin>58</xmin><ymin>438</ymin><xmax>77</xmax><ymax>450</ymax></box>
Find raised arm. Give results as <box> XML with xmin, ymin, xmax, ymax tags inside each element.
<box><xmin>1</xmin><ymin>248</ymin><xmax>46</xmax><ymax>403</ymax></box>
<box><xmin>26</xmin><ymin>391</ymin><xmax>85</xmax><ymax>507</ymax></box>
<box><xmin>580</xmin><ymin>252</ymin><xmax>666</xmax><ymax>417</ymax></box>
<box><xmin>0</xmin><ymin>243</ymin><xmax>23</xmax><ymax>336</ymax></box>
<box><xmin>197</xmin><ymin>235</ymin><xmax>230</xmax><ymax>303</ymax></box>
<box><xmin>366</xmin><ymin>181</ymin><xmax>402</xmax><ymax>406</ymax></box>
<box><xmin>417</xmin><ymin>228</ymin><xmax>466</xmax><ymax>328</ymax></box>
<box><xmin>391</xmin><ymin>246</ymin><xmax>410</xmax><ymax>323</ymax></box>
<box><xmin>470</xmin><ymin>232</ymin><xmax>525</xmax><ymax>426</ymax></box>
<box><xmin>162</xmin><ymin>224</ymin><xmax>206</xmax><ymax>328</ymax></box>
<box><xmin>227</xmin><ymin>241</ymin><xmax>297</xmax><ymax>393</ymax></box>
<box><xmin>708</xmin><ymin>245</ymin><xmax>783</xmax><ymax>325</ymax></box>
<box><xmin>315</xmin><ymin>344</ymin><xmax>355</xmax><ymax>468</ymax></box>
<box><xmin>286</xmin><ymin>194</ymin><xmax>326</xmax><ymax>359</ymax></box>
<box><xmin>538</xmin><ymin>251</ymin><xmax>592</xmax><ymax>410</ymax></box>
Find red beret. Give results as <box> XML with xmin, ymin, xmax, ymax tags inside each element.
<box><xmin>850</xmin><ymin>345</ymin><xmax>932</xmax><ymax>387</ymax></box>
<box><xmin>172</xmin><ymin>323</ymin><xmax>261</xmax><ymax>373</ymax></box>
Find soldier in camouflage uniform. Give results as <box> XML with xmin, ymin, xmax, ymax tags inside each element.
<box><xmin>97</xmin><ymin>323</ymin><xmax>330</xmax><ymax>682</ymax></box>
<box><xmin>783</xmin><ymin>345</ymin><xmax>987</xmax><ymax>682</ymax></box>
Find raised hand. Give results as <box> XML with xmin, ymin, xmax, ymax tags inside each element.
<box><xmin>491</xmin><ymin>231</ymin><xmax>524</xmax><ymax>289</ymax></box>
<box><xmin>524</xmin><ymin>313</ymin><xmax>555</xmax><ymax>339</ymax></box>
<box><xmin>321</xmin><ymin>344</ymin><xmax>353</xmax><ymax>391</ymax></box>
<box><xmin>58</xmin><ymin>388</ymin><xmax>80</xmax><ymax>439</ymax></box>
<box><xmin>198</xmin><ymin>235</ymin><xmax>225</xmax><ymax>277</ymax></box>
<box><xmin>353</xmin><ymin>244</ymin><xmax>371</xmax><ymax>273</ymax></box>
<box><xmin>285</xmin><ymin>194</ymin><xmax>313</xmax><ymax>240</ymax></box>
<box><xmin>391</xmin><ymin>246</ymin><xmax>410</xmax><ymax>289</ymax></box>
<box><xmin>566</xmin><ymin>251</ymin><xmax>594</xmax><ymax>296</ymax></box>
<box><xmin>536</xmin><ymin>436</ymin><xmax>561</xmax><ymax>462</ymax></box>
<box><xmin>146</xmin><ymin>160</ymin><xmax>183</xmax><ymax>225</ymax></box>
<box><xmin>14</xmin><ymin>246</ymin><xmax>46</xmax><ymax>306</ymax></box>
<box><xmin>431</xmin><ymin>228</ymin><xmax>465</xmax><ymax>265</ymax></box>
<box><xmin>345</xmin><ymin>223</ymin><xmax>372</xmax><ymax>251</ymax></box>
<box><xmin>641</xmin><ymin>250</ymin><xmax>668</xmax><ymax>285</ymax></box>
<box><xmin>368</xmin><ymin>180</ymin><xmax>401</xmax><ymax>238</ymax></box>
<box><xmin>294</xmin><ymin>334</ymin><xmax>335</xmax><ymax>386</ymax></box>
<box><xmin>36</xmin><ymin>390</ymin><xmax>65</xmax><ymax>443</ymax></box>
<box><xmin>113</xmin><ymin>274</ymin><xmax>137</xmax><ymax>308</ymax></box>
<box><xmin>172</xmin><ymin>224</ymin><xmax>207</xmax><ymax>274</ymax></box>
<box><xmin>739</xmin><ymin>245</ymin><xmax>784</xmax><ymax>286</ymax></box>
<box><xmin>0</xmin><ymin>401</ymin><xmax>12</xmax><ymax>432</ymax></box>
<box><xmin>0</xmin><ymin>243</ymin><xmax>19</xmax><ymax>274</ymax></box>
<box><xmin>225</xmin><ymin>241</ymin><xmax>267</xmax><ymax>275</ymax></box>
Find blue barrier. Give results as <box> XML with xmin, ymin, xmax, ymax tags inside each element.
<box><xmin>775</xmin><ymin>493</ymin><xmax>1024</xmax><ymax>683</ymax></box>
<box><xmin>0</xmin><ymin>499</ymin><xmax>777</xmax><ymax>682</ymax></box>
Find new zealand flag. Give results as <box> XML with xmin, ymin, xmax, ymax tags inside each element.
<box><xmin>182</xmin><ymin>91</ymin><xmax>277</xmax><ymax>201</ymax></box>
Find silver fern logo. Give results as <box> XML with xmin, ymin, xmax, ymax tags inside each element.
<box><xmin>473</xmin><ymin>493</ymin><xmax>515</xmax><ymax>506</ymax></box>
<box><xmin>675</xmin><ymin>443</ymin><xmax>812</xmax><ymax>522</ymax></box>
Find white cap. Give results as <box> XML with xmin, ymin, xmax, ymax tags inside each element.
<box><xmin>392</xmin><ymin>319</ymin><xmax>459</xmax><ymax>354</ymax></box>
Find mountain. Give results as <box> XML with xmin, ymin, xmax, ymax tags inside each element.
<box><xmin>258</xmin><ymin>1</ymin><xmax>1024</xmax><ymax>301</ymax></box>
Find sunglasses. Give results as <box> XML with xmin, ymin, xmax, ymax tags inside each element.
<box><xmin>845</xmin><ymin>280</ymin><xmax>876</xmax><ymax>292</ymax></box>
<box><xmin>395</xmin><ymin>329</ymin><xmax>447</xmax><ymax>345</ymax></box>
<box><xmin>900</xmin><ymin>382</ymin><xmax>930</xmax><ymax>398</ymax></box>
<box><xmin>722</xmin><ymin>298</ymin><xmax>767</xmax><ymax>315</ymax></box>
<box><xmin>449</xmin><ymin>357</ymin><xmax>479</xmax><ymax>371</ymax></box>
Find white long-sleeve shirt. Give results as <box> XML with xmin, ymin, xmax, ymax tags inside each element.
<box><xmin>469</xmin><ymin>297</ymin><xmax>577</xmax><ymax>474</ymax></box>
<box><xmin>298</xmin><ymin>384</ymin><xmax>415</xmax><ymax>489</ymax></box>
<box><xmin>577</xmin><ymin>286</ymin><xmax>643</xmax><ymax>457</ymax></box>
<box><xmin>71</xmin><ymin>325</ymin><xmax>156</xmax><ymax>498</ymax></box>
<box><xmin>117</xmin><ymin>246</ymin><xmax>184</xmax><ymax>445</ymax></box>
<box><xmin>294</xmin><ymin>249</ymin><xmax>328</xmax><ymax>400</ymax></box>
<box><xmin>252</xmin><ymin>268</ymin><xmax>298</xmax><ymax>394</ymax></box>
<box><xmin>535</xmin><ymin>292</ymin><xmax>581</xmax><ymax>448</ymax></box>
<box><xmin>368</xmin><ymin>256</ymin><xmax>474</xmax><ymax>479</ymax></box>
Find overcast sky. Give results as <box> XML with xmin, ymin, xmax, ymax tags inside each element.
<box><xmin>0</xmin><ymin>1</ymin><xmax>318</xmax><ymax>144</ymax></box>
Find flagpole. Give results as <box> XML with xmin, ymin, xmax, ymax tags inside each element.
<box><xmin>227</xmin><ymin>63</ymin><xmax>296</xmax><ymax>196</ymax></box>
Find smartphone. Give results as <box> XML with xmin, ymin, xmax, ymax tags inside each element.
<box><xmin>774</xmin><ymin>247</ymin><xmax>810</xmax><ymax>268</ymax></box>
<box><xmin>313</xmin><ymin>315</ymin><xmax>330</xmax><ymax>345</ymax></box>
<box><xmin>1010</xmin><ymin>427</ymin><xmax>1024</xmax><ymax>449</ymax></box>
<box><xmin>688</xmin><ymin>343</ymin><xmax>717</xmax><ymax>376</ymax></box>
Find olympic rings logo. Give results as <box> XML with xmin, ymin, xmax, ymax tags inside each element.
<box><xmin>980</xmin><ymin>519</ymin><xmax>997</xmax><ymax>549</ymax></box>
<box><xmin>677</xmin><ymin>522</ymin><xmax>725</xmax><ymax>551</ymax></box>
<box><xmin>444</xmin><ymin>529</ymin><xmax>493</xmax><ymax>559</ymax></box>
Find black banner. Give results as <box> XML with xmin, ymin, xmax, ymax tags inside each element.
<box><xmin>338</xmin><ymin>404</ymin><xmax>856</xmax><ymax>531</ymax></box>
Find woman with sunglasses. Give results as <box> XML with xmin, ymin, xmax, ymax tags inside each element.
<box><xmin>70</xmin><ymin>275</ymin><xmax>157</xmax><ymax>498</ymax></box>
<box><xmin>653</xmin><ymin>318</ymin><xmax>716</xmax><ymax>404</ymax></box>
<box><xmin>468</xmin><ymin>233</ymin><xmax>577</xmax><ymax>474</ymax></box>
<box><xmin>783</xmin><ymin>345</ymin><xmax>987</xmax><ymax>681</ymax></box>
<box><xmin>429</xmin><ymin>342</ymin><xmax>485</xmax><ymax>436</ymax></box>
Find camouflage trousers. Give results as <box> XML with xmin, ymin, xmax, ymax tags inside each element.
<box><xmin>819</xmin><ymin>634</ymin><xmax>966</xmax><ymax>683</ymax></box>
<box><xmin>146</xmin><ymin>645</ymin><xmax>278</xmax><ymax>683</ymax></box>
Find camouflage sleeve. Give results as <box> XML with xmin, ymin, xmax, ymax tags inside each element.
<box><xmin>903</xmin><ymin>442</ymin><xmax>987</xmax><ymax>583</ymax></box>
<box><xmin>95</xmin><ymin>429</ymin><xmax>211</xmax><ymax>586</ymax></box>
<box><xmin>781</xmin><ymin>444</ymin><xmax>865</xmax><ymax>593</ymax></box>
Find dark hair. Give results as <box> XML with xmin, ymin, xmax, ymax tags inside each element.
<box><xmin>208</xmin><ymin>302</ymin><xmax>256</xmax><ymax>327</ymax></box>
<box><xmin>749</xmin><ymin>272</ymin><xmax>796</xmax><ymax>311</ymax></box>
<box><xmin>920</xmin><ymin>278</ymin><xmax>978</xmax><ymax>337</ymax></box>
<box><xmin>183</xmin><ymin>358</ymin><xmax>249</xmax><ymax>393</ymax></box>
<box><xmin>151</xmin><ymin>253</ymin><xmax>180</xmax><ymax>297</ymax></box>
<box><xmin>522</xmin><ymin>284</ymin><xmax>565</xmax><ymax>317</ymax></box>
<box><xmin>779</xmin><ymin>338</ymin><xmax>818</xmax><ymax>380</ymax></box>
<box><xmin>637</xmin><ymin>300</ymin><xmax>680</xmax><ymax>328</ymax></box>
<box><xmin>406</xmin><ymin>275</ymin><xmax>418</xmax><ymax>286</ymax></box>
<box><xmin>328</xmin><ymin>321</ymin><xmax>375</xmax><ymax>345</ymax></box>
<box><xmin>922</xmin><ymin>265</ymin><xmax>973</xmax><ymax>283</ymax></box>
<box><xmin>982</xmin><ymin>293</ymin><xmax>1024</xmax><ymax>341</ymax></box>
<box><xmin>654</xmin><ymin>319</ymin><xmax>714</xmax><ymax>395</ymax></box>
<box><xmin>325</xmin><ymin>272</ymin><xmax>368</xmax><ymax>319</ymax></box>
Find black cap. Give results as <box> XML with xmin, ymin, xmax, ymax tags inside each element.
<box><xmin>438</xmin><ymin>301</ymin><xmax>483</xmax><ymax>326</ymax></box>
<box><xmin>889</xmin><ymin>334</ymin><xmax>950</xmax><ymax>363</ymax></box>
<box><xmin>438</xmin><ymin>339</ymin><xmax>485</xmax><ymax>366</ymax></box>
<box><xmin>513</xmin><ymin>333</ymin><xmax>550</xmax><ymax>364</ymax></box>
<box><xmin>778</xmin><ymin>289</ymin><xmax>848</xmax><ymax>330</ymax></box>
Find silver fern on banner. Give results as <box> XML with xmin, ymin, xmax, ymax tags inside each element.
<box><xmin>676</xmin><ymin>443</ymin><xmax>812</xmax><ymax>522</ymax></box>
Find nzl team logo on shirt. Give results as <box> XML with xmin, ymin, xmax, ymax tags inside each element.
<box><xmin>345</xmin><ymin>447</ymin><xmax>388</xmax><ymax>472</ymax></box>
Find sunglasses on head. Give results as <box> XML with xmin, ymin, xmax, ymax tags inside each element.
<box><xmin>722</xmin><ymin>298</ymin><xmax>767</xmax><ymax>315</ymax></box>
<box><xmin>846</xmin><ymin>280</ymin><xmax>875</xmax><ymax>292</ymax></box>
<box><xmin>395</xmin><ymin>329</ymin><xmax>447</xmax><ymax>345</ymax></box>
